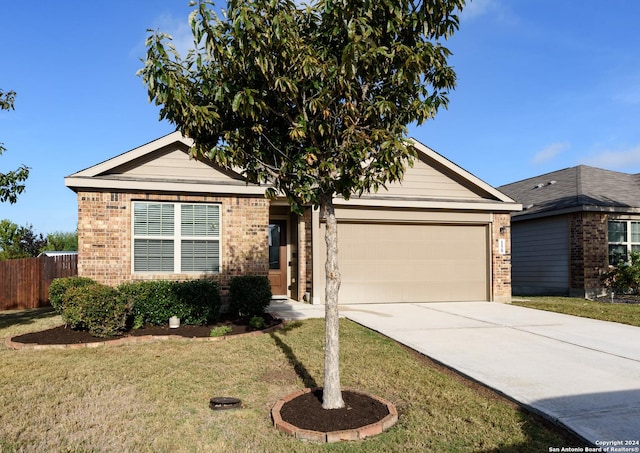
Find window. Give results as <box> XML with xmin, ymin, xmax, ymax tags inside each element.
<box><xmin>607</xmin><ymin>220</ymin><xmax>640</xmax><ymax>265</ymax></box>
<box><xmin>133</xmin><ymin>202</ymin><xmax>220</xmax><ymax>273</ymax></box>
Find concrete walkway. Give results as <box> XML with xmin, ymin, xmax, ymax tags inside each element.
<box><xmin>268</xmin><ymin>300</ymin><xmax>640</xmax><ymax>446</ymax></box>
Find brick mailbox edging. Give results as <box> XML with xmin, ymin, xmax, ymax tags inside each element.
<box><xmin>271</xmin><ymin>388</ymin><xmax>398</xmax><ymax>443</ymax></box>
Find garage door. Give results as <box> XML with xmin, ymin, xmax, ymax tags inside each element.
<box><xmin>321</xmin><ymin>223</ymin><xmax>489</xmax><ymax>303</ymax></box>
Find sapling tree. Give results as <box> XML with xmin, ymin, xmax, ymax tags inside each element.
<box><xmin>139</xmin><ymin>0</ymin><xmax>464</xmax><ymax>409</ymax></box>
<box><xmin>0</xmin><ymin>89</ymin><xmax>30</xmax><ymax>204</ymax></box>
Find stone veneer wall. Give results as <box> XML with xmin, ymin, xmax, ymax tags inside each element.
<box><xmin>77</xmin><ymin>191</ymin><xmax>269</xmax><ymax>296</ymax></box>
<box><xmin>491</xmin><ymin>213</ymin><xmax>512</xmax><ymax>303</ymax></box>
<box><xmin>569</xmin><ymin>212</ymin><xmax>608</xmax><ymax>298</ymax></box>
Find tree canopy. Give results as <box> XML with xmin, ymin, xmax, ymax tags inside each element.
<box><xmin>140</xmin><ymin>0</ymin><xmax>464</xmax><ymax>409</ymax></box>
<box><xmin>0</xmin><ymin>89</ymin><xmax>30</xmax><ymax>204</ymax></box>
<box><xmin>0</xmin><ymin>220</ymin><xmax>47</xmax><ymax>260</ymax></box>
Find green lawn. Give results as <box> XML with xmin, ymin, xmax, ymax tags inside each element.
<box><xmin>0</xmin><ymin>309</ymin><xmax>579</xmax><ymax>452</ymax></box>
<box><xmin>512</xmin><ymin>296</ymin><xmax>640</xmax><ymax>327</ymax></box>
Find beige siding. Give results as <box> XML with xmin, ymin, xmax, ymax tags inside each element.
<box><xmin>112</xmin><ymin>147</ymin><xmax>240</xmax><ymax>182</ymax></box>
<box><xmin>511</xmin><ymin>216</ymin><xmax>569</xmax><ymax>295</ymax></box>
<box><xmin>379</xmin><ymin>157</ymin><xmax>484</xmax><ymax>200</ymax></box>
<box><xmin>320</xmin><ymin>222</ymin><xmax>489</xmax><ymax>303</ymax></box>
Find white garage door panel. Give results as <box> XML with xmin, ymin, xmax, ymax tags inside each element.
<box><xmin>328</xmin><ymin>223</ymin><xmax>488</xmax><ymax>303</ymax></box>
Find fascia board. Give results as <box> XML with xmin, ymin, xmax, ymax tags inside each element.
<box><xmin>64</xmin><ymin>176</ymin><xmax>267</xmax><ymax>196</ymax></box>
<box><xmin>333</xmin><ymin>196</ymin><xmax>522</xmax><ymax>212</ymax></box>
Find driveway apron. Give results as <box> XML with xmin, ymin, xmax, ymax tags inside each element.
<box><xmin>339</xmin><ymin>302</ymin><xmax>640</xmax><ymax>446</ymax></box>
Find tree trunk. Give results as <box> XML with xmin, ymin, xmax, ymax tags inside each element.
<box><xmin>321</xmin><ymin>196</ymin><xmax>345</xmax><ymax>409</ymax></box>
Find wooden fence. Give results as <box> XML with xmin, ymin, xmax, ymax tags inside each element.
<box><xmin>0</xmin><ymin>254</ymin><xmax>78</xmax><ymax>310</ymax></box>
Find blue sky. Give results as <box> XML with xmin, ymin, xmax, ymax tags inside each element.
<box><xmin>2</xmin><ymin>0</ymin><xmax>639</xmax><ymax>234</ymax></box>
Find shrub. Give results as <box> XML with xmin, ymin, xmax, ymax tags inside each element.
<box><xmin>119</xmin><ymin>280</ymin><xmax>221</xmax><ymax>327</ymax></box>
<box><xmin>48</xmin><ymin>277</ymin><xmax>96</xmax><ymax>314</ymax></box>
<box><xmin>602</xmin><ymin>251</ymin><xmax>640</xmax><ymax>294</ymax></box>
<box><xmin>209</xmin><ymin>325</ymin><xmax>232</xmax><ymax>337</ymax></box>
<box><xmin>249</xmin><ymin>315</ymin><xmax>266</xmax><ymax>330</ymax></box>
<box><xmin>229</xmin><ymin>276</ymin><xmax>272</xmax><ymax>317</ymax></box>
<box><xmin>62</xmin><ymin>283</ymin><xmax>131</xmax><ymax>338</ymax></box>
<box><xmin>173</xmin><ymin>280</ymin><xmax>222</xmax><ymax>324</ymax></box>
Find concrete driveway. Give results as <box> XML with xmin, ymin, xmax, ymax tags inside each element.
<box><xmin>268</xmin><ymin>300</ymin><xmax>640</xmax><ymax>445</ymax></box>
<box><xmin>337</xmin><ymin>302</ymin><xmax>640</xmax><ymax>446</ymax></box>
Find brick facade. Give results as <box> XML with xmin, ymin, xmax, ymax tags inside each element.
<box><xmin>491</xmin><ymin>213</ymin><xmax>512</xmax><ymax>303</ymax></box>
<box><xmin>77</xmin><ymin>191</ymin><xmax>269</xmax><ymax>296</ymax></box>
<box><xmin>569</xmin><ymin>212</ymin><xmax>609</xmax><ymax>298</ymax></box>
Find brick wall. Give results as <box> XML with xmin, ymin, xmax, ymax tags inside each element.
<box><xmin>77</xmin><ymin>191</ymin><xmax>269</xmax><ymax>295</ymax></box>
<box><xmin>569</xmin><ymin>212</ymin><xmax>608</xmax><ymax>298</ymax></box>
<box><xmin>491</xmin><ymin>213</ymin><xmax>512</xmax><ymax>302</ymax></box>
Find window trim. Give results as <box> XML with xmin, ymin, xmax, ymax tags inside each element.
<box><xmin>131</xmin><ymin>201</ymin><xmax>221</xmax><ymax>274</ymax></box>
<box><xmin>607</xmin><ymin>220</ymin><xmax>640</xmax><ymax>265</ymax></box>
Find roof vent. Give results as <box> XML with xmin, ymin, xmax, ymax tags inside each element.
<box><xmin>523</xmin><ymin>204</ymin><xmax>534</xmax><ymax>210</ymax></box>
<box><xmin>548</xmin><ymin>180</ymin><xmax>557</xmax><ymax>185</ymax></box>
<box><xmin>534</xmin><ymin>183</ymin><xmax>545</xmax><ymax>189</ymax></box>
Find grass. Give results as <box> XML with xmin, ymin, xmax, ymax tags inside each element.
<box><xmin>0</xmin><ymin>310</ymin><xmax>579</xmax><ymax>452</ymax></box>
<box><xmin>512</xmin><ymin>296</ymin><xmax>640</xmax><ymax>327</ymax></box>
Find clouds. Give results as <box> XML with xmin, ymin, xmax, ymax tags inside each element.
<box><xmin>132</xmin><ymin>12</ymin><xmax>196</xmax><ymax>61</ymax></box>
<box><xmin>582</xmin><ymin>145</ymin><xmax>640</xmax><ymax>170</ymax></box>
<box><xmin>531</xmin><ymin>142</ymin><xmax>570</xmax><ymax>165</ymax></box>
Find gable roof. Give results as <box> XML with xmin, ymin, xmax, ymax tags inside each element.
<box><xmin>498</xmin><ymin>165</ymin><xmax>640</xmax><ymax>220</ymax></box>
<box><xmin>65</xmin><ymin>132</ymin><xmax>266</xmax><ymax>195</ymax></box>
<box><xmin>65</xmin><ymin>132</ymin><xmax>520</xmax><ymax>212</ymax></box>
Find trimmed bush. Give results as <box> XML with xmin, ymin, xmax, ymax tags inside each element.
<box><xmin>62</xmin><ymin>283</ymin><xmax>131</xmax><ymax>338</ymax></box>
<box><xmin>48</xmin><ymin>277</ymin><xmax>96</xmax><ymax>314</ymax></box>
<box><xmin>119</xmin><ymin>280</ymin><xmax>221</xmax><ymax>327</ymax></box>
<box><xmin>602</xmin><ymin>250</ymin><xmax>640</xmax><ymax>294</ymax></box>
<box><xmin>229</xmin><ymin>276</ymin><xmax>272</xmax><ymax>317</ymax></box>
<box><xmin>173</xmin><ymin>280</ymin><xmax>222</xmax><ymax>324</ymax></box>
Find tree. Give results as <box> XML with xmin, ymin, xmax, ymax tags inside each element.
<box><xmin>0</xmin><ymin>89</ymin><xmax>30</xmax><ymax>204</ymax></box>
<box><xmin>0</xmin><ymin>220</ymin><xmax>47</xmax><ymax>260</ymax></box>
<box><xmin>140</xmin><ymin>0</ymin><xmax>464</xmax><ymax>409</ymax></box>
<box><xmin>44</xmin><ymin>230</ymin><xmax>78</xmax><ymax>251</ymax></box>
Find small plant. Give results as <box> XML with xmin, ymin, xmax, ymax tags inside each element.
<box><xmin>249</xmin><ymin>316</ymin><xmax>266</xmax><ymax>330</ymax></box>
<box><xmin>209</xmin><ymin>325</ymin><xmax>232</xmax><ymax>337</ymax></box>
<box><xmin>229</xmin><ymin>276</ymin><xmax>272</xmax><ymax>317</ymax></box>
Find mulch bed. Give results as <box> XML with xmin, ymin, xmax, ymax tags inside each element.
<box><xmin>278</xmin><ymin>389</ymin><xmax>390</xmax><ymax>432</ymax></box>
<box><xmin>11</xmin><ymin>313</ymin><xmax>282</xmax><ymax>345</ymax></box>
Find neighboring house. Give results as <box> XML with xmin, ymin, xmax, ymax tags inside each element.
<box><xmin>65</xmin><ymin>132</ymin><xmax>520</xmax><ymax>304</ymax></box>
<box><xmin>499</xmin><ymin>165</ymin><xmax>640</xmax><ymax>298</ymax></box>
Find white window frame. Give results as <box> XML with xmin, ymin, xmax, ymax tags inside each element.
<box><xmin>607</xmin><ymin>220</ymin><xmax>640</xmax><ymax>265</ymax></box>
<box><xmin>132</xmin><ymin>201</ymin><xmax>221</xmax><ymax>274</ymax></box>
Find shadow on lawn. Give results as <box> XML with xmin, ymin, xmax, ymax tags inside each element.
<box><xmin>269</xmin><ymin>321</ymin><xmax>319</xmax><ymax>389</ymax></box>
<box><xmin>0</xmin><ymin>307</ymin><xmax>58</xmax><ymax>331</ymax></box>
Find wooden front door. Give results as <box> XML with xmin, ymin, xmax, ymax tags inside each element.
<box><xmin>268</xmin><ymin>220</ymin><xmax>287</xmax><ymax>296</ymax></box>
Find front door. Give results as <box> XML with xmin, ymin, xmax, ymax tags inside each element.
<box><xmin>268</xmin><ymin>220</ymin><xmax>287</xmax><ymax>296</ymax></box>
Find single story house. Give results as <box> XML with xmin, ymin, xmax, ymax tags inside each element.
<box><xmin>499</xmin><ymin>165</ymin><xmax>640</xmax><ymax>298</ymax></box>
<box><xmin>65</xmin><ymin>132</ymin><xmax>520</xmax><ymax>304</ymax></box>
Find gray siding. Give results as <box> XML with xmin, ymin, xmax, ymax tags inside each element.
<box><xmin>511</xmin><ymin>216</ymin><xmax>569</xmax><ymax>295</ymax></box>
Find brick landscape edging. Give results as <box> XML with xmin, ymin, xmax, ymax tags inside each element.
<box><xmin>271</xmin><ymin>387</ymin><xmax>398</xmax><ymax>443</ymax></box>
<box><xmin>4</xmin><ymin>322</ymin><xmax>285</xmax><ymax>350</ymax></box>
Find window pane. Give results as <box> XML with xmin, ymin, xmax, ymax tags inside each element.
<box><xmin>134</xmin><ymin>239</ymin><xmax>174</xmax><ymax>272</ymax></box>
<box><xmin>608</xmin><ymin>221</ymin><xmax>627</xmax><ymax>243</ymax></box>
<box><xmin>609</xmin><ymin>245</ymin><xmax>628</xmax><ymax>265</ymax></box>
<box><xmin>632</xmin><ymin>222</ymin><xmax>640</xmax><ymax>243</ymax></box>
<box><xmin>181</xmin><ymin>240</ymin><xmax>220</xmax><ymax>272</ymax></box>
<box><xmin>181</xmin><ymin>204</ymin><xmax>220</xmax><ymax>236</ymax></box>
<box><xmin>134</xmin><ymin>203</ymin><xmax>174</xmax><ymax>236</ymax></box>
<box><xmin>269</xmin><ymin>224</ymin><xmax>281</xmax><ymax>270</ymax></box>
